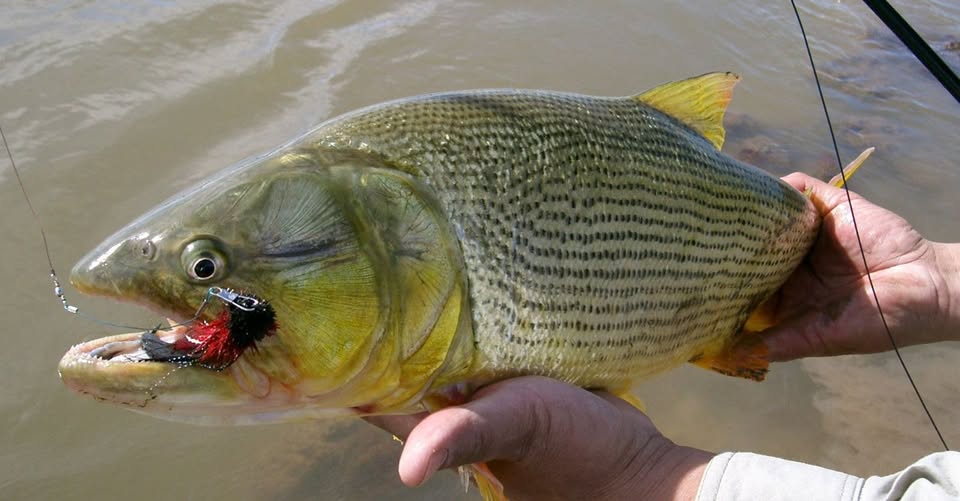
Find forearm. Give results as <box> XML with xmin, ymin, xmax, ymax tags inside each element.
<box><xmin>695</xmin><ymin>451</ymin><xmax>960</xmax><ymax>501</ymax></box>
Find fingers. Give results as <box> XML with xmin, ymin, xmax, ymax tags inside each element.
<box><xmin>762</xmin><ymin>286</ymin><xmax>892</xmax><ymax>361</ymax></box>
<box><xmin>395</xmin><ymin>376</ymin><xmax>646</xmax><ymax>487</ymax></box>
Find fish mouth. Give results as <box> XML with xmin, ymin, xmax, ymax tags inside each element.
<box><xmin>58</xmin><ymin>326</ymin><xmax>357</xmax><ymax>424</ymax></box>
<box><xmin>58</xmin><ymin>322</ymin><xmax>271</xmax><ymax>423</ymax></box>
<box><xmin>58</xmin><ymin>324</ymin><xmax>220</xmax><ymax>402</ymax></box>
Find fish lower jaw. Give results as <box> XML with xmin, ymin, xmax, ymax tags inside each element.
<box><xmin>58</xmin><ymin>328</ymin><xmax>294</xmax><ymax>418</ymax></box>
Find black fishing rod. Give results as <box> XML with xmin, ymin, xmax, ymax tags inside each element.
<box><xmin>862</xmin><ymin>0</ymin><xmax>960</xmax><ymax>104</ymax></box>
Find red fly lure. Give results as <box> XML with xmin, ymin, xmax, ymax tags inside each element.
<box><xmin>141</xmin><ymin>289</ymin><xmax>276</xmax><ymax>370</ymax></box>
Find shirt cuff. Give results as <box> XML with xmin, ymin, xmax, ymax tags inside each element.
<box><xmin>696</xmin><ymin>452</ymin><xmax>863</xmax><ymax>501</ymax></box>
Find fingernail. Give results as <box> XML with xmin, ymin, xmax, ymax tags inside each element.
<box><xmin>422</xmin><ymin>448</ymin><xmax>449</xmax><ymax>482</ymax></box>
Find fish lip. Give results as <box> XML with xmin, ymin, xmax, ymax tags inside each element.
<box><xmin>57</xmin><ymin>331</ymin><xmax>168</xmax><ymax>404</ymax></box>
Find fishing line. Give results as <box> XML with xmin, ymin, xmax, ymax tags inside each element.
<box><xmin>789</xmin><ymin>0</ymin><xmax>949</xmax><ymax>451</ymax></box>
<box><xmin>145</xmin><ymin>361</ymin><xmax>195</xmax><ymax>401</ymax></box>
<box><xmin>0</xmin><ymin>124</ymin><xmax>238</xmax><ymax>333</ymax></box>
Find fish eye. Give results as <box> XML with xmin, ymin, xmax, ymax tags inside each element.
<box><xmin>181</xmin><ymin>239</ymin><xmax>229</xmax><ymax>283</ymax></box>
<box><xmin>190</xmin><ymin>257</ymin><xmax>217</xmax><ymax>280</ymax></box>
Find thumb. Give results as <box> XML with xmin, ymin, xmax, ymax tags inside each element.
<box><xmin>396</xmin><ymin>378</ymin><xmax>552</xmax><ymax>486</ymax></box>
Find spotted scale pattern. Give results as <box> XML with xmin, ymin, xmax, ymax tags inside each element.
<box><xmin>303</xmin><ymin>89</ymin><xmax>818</xmax><ymax>388</ymax></box>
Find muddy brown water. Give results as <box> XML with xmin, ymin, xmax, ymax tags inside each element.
<box><xmin>1</xmin><ymin>1</ymin><xmax>958</xmax><ymax>499</ymax></box>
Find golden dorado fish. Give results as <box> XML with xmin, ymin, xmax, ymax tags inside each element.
<box><xmin>62</xmin><ymin>73</ymin><xmax>825</xmax><ymax>430</ymax></box>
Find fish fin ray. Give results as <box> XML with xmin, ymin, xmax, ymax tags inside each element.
<box><xmin>633</xmin><ymin>72</ymin><xmax>741</xmax><ymax>150</ymax></box>
<box><xmin>742</xmin><ymin>294</ymin><xmax>778</xmax><ymax>333</ymax></box>
<box><xmin>689</xmin><ymin>333</ymin><xmax>769</xmax><ymax>381</ymax></box>
<box><xmin>459</xmin><ymin>462</ymin><xmax>507</xmax><ymax>501</ymax></box>
<box><xmin>612</xmin><ymin>390</ymin><xmax>646</xmax><ymax>413</ymax></box>
<box><xmin>828</xmin><ymin>147</ymin><xmax>875</xmax><ymax>188</ymax></box>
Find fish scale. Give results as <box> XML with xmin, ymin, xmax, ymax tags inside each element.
<box><xmin>308</xmin><ymin>85</ymin><xmax>818</xmax><ymax>388</ymax></box>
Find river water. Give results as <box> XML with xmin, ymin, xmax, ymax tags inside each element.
<box><xmin>1</xmin><ymin>1</ymin><xmax>958</xmax><ymax>499</ymax></box>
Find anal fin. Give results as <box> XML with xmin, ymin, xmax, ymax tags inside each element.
<box><xmin>459</xmin><ymin>462</ymin><xmax>506</xmax><ymax>501</ymax></box>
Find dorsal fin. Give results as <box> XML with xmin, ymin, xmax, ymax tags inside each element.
<box><xmin>633</xmin><ymin>72</ymin><xmax>741</xmax><ymax>150</ymax></box>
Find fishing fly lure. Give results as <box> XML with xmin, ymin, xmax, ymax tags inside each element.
<box><xmin>140</xmin><ymin>288</ymin><xmax>277</xmax><ymax>370</ymax></box>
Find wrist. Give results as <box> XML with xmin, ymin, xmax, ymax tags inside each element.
<box><xmin>611</xmin><ymin>436</ymin><xmax>714</xmax><ymax>501</ymax></box>
<box><xmin>932</xmin><ymin>242</ymin><xmax>960</xmax><ymax>341</ymax></box>
<box><xmin>653</xmin><ymin>444</ymin><xmax>714</xmax><ymax>501</ymax></box>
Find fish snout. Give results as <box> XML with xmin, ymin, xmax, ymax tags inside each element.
<box><xmin>70</xmin><ymin>237</ymin><xmax>146</xmax><ymax>298</ymax></box>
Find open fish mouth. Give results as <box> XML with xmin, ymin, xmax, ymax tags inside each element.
<box><xmin>58</xmin><ymin>291</ymin><xmax>279</xmax><ymax>408</ymax></box>
<box><xmin>62</xmin><ymin>288</ymin><xmax>279</xmax><ymax>376</ymax></box>
<box><xmin>57</xmin><ymin>324</ymin><xmax>360</xmax><ymax>425</ymax></box>
<box><xmin>56</xmin><ymin>325</ymin><xmax>221</xmax><ymax>415</ymax></box>
<box><xmin>57</xmin><ymin>324</ymin><xmax>218</xmax><ymax>402</ymax></box>
<box><xmin>57</xmin><ymin>323</ymin><xmax>288</xmax><ymax>423</ymax></box>
<box><xmin>54</xmin><ymin>295</ymin><xmax>353</xmax><ymax>424</ymax></box>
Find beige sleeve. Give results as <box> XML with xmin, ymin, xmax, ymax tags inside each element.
<box><xmin>695</xmin><ymin>451</ymin><xmax>960</xmax><ymax>501</ymax></box>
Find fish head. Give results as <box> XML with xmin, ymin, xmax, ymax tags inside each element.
<box><xmin>62</xmin><ymin>147</ymin><xmax>474</xmax><ymax>424</ymax></box>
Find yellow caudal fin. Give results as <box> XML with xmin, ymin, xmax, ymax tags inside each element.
<box><xmin>828</xmin><ymin>147</ymin><xmax>875</xmax><ymax>188</ymax></box>
<box><xmin>689</xmin><ymin>333</ymin><xmax>769</xmax><ymax>382</ymax></box>
<box><xmin>633</xmin><ymin>72</ymin><xmax>741</xmax><ymax>150</ymax></box>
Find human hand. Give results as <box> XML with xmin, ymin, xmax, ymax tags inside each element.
<box><xmin>764</xmin><ymin>172</ymin><xmax>960</xmax><ymax>361</ymax></box>
<box><xmin>367</xmin><ymin>376</ymin><xmax>713</xmax><ymax>501</ymax></box>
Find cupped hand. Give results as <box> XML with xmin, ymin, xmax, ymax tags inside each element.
<box><xmin>764</xmin><ymin>173</ymin><xmax>958</xmax><ymax>361</ymax></box>
<box><xmin>367</xmin><ymin>376</ymin><xmax>712</xmax><ymax>501</ymax></box>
